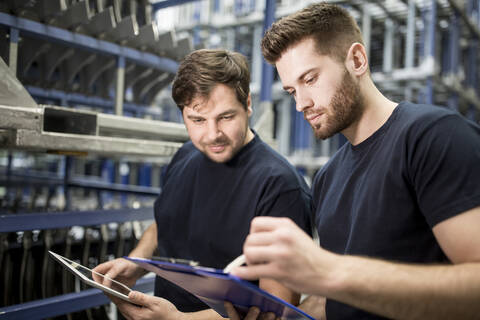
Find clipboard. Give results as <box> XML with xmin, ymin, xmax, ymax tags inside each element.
<box><xmin>49</xmin><ymin>251</ymin><xmax>133</xmax><ymax>302</ymax></box>
<box><xmin>126</xmin><ymin>257</ymin><xmax>315</xmax><ymax>320</ymax></box>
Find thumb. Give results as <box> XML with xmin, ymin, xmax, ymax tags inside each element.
<box><xmin>128</xmin><ymin>291</ymin><xmax>148</xmax><ymax>306</ymax></box>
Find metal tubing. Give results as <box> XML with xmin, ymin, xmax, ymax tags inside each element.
<box><xmin>115</xmin><ymin>56</ymin><xmax>126</xmax><ymax>116</ymax></box>
<box><xmin>383</xmin><ymin>18</ymin><xmax>394</xmax><ymax>73</ymax></box>
<box><xmin>8</xmin><ymin>27</ymin><xmax>19</xmax><ymax>75</ymax></box>
<box><xmin>405</xmin><ymin>0</ymin><xmax>416</xmax><ymax>68</ymax></box>
<box><xmin>362</xmin><ymin>4</ymin><xmax>372</xmax><ymax>58</ymax></box>
<box><xmin>425</xmin><ymin>0</ymin><xmax>437</xmax><ymax>104</ymax></box>
<box><xmin>447</xmin><ymin>12</ymin><xmax>460</xmax><ymax>110</ymax></box>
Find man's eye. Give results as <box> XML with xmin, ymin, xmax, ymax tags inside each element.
<box><xmin>222</xmin><ymin>115</ymin><xmax>233</xmax><ymax>120</ymax></box>
<box><xmin>287</xmin><ymin>90</ymin><xmax>295</xmax><ymax>97</ymax></box>
<box><xmin>192</xmin><ymin>119</ymin><xmax>204</xmax><ymax>123</ymax></box>
<box><xmin>305</xmin><ymin>77</ymin><xmax>315</xmax><ymax>84</ymax></box>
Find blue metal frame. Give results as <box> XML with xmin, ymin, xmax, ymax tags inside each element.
<box><xmin>152</xmin><ymin>0</ymin><xmax>203</xmax><ymax>11</ymax></box>
<box><xmin>0</xmin><ymin>207</ymin><xmax>153</xmax><ymax>233</ymax></box>
<box><xmin>26</xmin><ymin>86</ymin><xmax>163</xmax><ymax>117</ymax></box>
<box><xmin>0</xmin><ymin>171</ymin><xmax>161</xmax><ymax>196</ymax></box>
<box><xmin>0</xmin><ymin>276</ymin><xmax>154</xmax><ymax>320</ymax></box>
<box><xmin>0</xmin><ymin>12</ymin><xmax>178</xmax><ymax>73</ymax></box>
<box><xmin>260</xmin><ymin>0</ymin><xmax>275</xmax><ymax>103</ymax></box>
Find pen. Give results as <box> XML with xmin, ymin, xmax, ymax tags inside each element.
<box><xmin>223</xmin><ymin>254</ymin><xmax>246</xmax><ymax>273</ymax></box>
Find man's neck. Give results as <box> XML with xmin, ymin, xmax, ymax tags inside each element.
<box><xmin>342</xmin><ymin>82</ymin><xmax>397</xmax><ymax>146</ymax></box>
<box><xmin>243</xmin><ymin>128</ymin><xmax>255</xmax><ymax>146</ymax></box>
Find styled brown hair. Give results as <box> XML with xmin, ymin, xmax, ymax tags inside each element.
<box><xmin>171</xmin><ymin>49</ymin><xmax>250</xmax><ymax>111</ymax></box>
<box><xmin>261</xmin><ymin>2</ymin><xmax>363</xmax><ymax>64</ymax></box>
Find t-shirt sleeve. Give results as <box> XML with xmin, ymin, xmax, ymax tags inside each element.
<box><xmin>410</xmin><ymin>115</ymin><xmax>480</xmax><ymax>227</ymax></box>
<box><xmin>256</xmin><ymin>186</ymin><xmax>313</xmax><ymax>237</ymax></box>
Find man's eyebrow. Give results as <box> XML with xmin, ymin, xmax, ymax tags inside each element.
<box><xmin>186</xmin><ymin>114</ymin><xmax>204</xmax><ymax>119</ymax></box>
<box><xmin>218</xmin><ymin>109</ymin><xmax>237</xmax><ymax>117</ymax></box>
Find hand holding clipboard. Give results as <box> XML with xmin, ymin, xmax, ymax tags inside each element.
<box><xmin>126</xmin><ymin>256</ymin><xmax>315</xmax><ymax>320</ymax></box>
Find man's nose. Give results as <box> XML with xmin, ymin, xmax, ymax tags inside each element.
<box><xmin>295</xmin><ymin>89</ymin><xmax>314</xmax><ymax>112</ymax></box>
<box><xmin>206</xmin><ymin>121</ymin><xmax>222</xmax><ymax>141</ymax></box>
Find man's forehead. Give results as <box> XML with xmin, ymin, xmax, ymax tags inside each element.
<box><xmin>184</xmin><ymin>95</ymin><xmax>208</xmax><ymax>113</ymax></box>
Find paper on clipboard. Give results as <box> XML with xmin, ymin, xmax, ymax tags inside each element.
<box><xmin>125</xmin><ymin>256</ymin><xmax>315</xmax><ymax>320</ymax></box>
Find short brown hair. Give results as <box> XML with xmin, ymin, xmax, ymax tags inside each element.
<box><xmin>171</xmin><ymin>49</ymin><xmax>250</xmax><ymax>111</ymax></box>
<box><xmin>261</xmin><ymin>2</ymin><xmax>363</xmax><ymax>64</ymax></box>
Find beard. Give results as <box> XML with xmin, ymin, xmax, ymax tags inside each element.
<box><xmin>311</xmin><ymin>69</ymin><xmax>364</xmax><ymax>140</ymax></box>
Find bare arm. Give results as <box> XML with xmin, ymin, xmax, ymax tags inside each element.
<box><xmin>128</xmin><ymin>222</ymin><xmax>158</xmax><ymax>259</ymax></box>
<box><xmin>233</xmin><ymin>207</ymin><xmax>480</xmax><ymax>319</ymax></box>
<box><xmin>324</xmin><ymin>207</ymin><xmax>480</xmax><ymax>319</ymax></box>
<box><xmin>93</xmin><ymin>222</ymin><xmax>158</xmax><ymax>286</ymax></box>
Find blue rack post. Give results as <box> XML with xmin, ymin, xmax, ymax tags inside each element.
<box><xmin>260</xmin><ymin>0</ymin><xmax>275</xmax><ymax>105</ymax></box>
<box><xmin>447</xmin><ymin>12</ymin><xmax>460</xmax><ymax>111</ymax></box>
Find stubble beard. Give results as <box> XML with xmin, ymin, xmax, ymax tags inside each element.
<box><xmin>312</xmin><ymin>70</ymin><xmax>364</xmax><ymax>140</ymax></box>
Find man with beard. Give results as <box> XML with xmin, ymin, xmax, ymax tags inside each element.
<box><xmin>94</xmin><ymin>49</ymin><xmax>312</xmax><ymax>320</ymax></box>
<box><xmin>227</xmin><ymin>2</ymin><xmax>480</xmax><ymax>320</ymax></box>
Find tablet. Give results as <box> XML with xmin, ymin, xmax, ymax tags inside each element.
<box><xmin>49</xmin><ymin>251</ymin><xmax>132</xmax><ymax>302</ymax></box>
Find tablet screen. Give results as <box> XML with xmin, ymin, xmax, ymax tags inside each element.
<box><xmin>49</xmin><ymin>251</ymin><xmax>132</xmax><ymax>301</ymax></box>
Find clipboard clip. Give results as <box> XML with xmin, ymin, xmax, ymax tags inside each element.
<box><xmin>151</xmin><ymin>256</ymin><xmax>200</xmax><ymax>267</ymax></box>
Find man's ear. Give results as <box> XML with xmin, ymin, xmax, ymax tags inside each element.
<box><xmin>345</xmin><ymin>42</ymin><xmax>369</xmax><ymax>77</ymax></box>
<box><xmin>246</xmin><ymin>93</ymin><xmax>252</xmax><ymax>117</ymax></box>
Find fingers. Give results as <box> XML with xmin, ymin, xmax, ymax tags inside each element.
<box><xmin>244</xmin><ymin>306</ymin><xmax>261</xmax><ymax>320</ymax></box>
<box><xmin>115</xmin><ymin>296</ymin><xmax>142</xmax><ymax>319</ymax></box>
<box><xmin>92</xmin><ymin>259</ymin><xmax>115</xmax><ymax>275</ymax></box>
<box><xmin>231</xmin><ymin>263</ymin><xmax>275</xmax><ymax>281</ymax></box>
<box><xmin>259</xmin><ymin>312</ymin><xmax>276</xmax><ymax>320</ymax></box>
<box><xmin>128</xmin><ymin>291</ymin><xmax>149</xmax><ymax>307</ymax></box>
<box><xmin>249</xmin><ymin>217</ymin><xmax>293</xmax><ymax>233</ymax></box>
<box><xmin>224</xmin><ymin>302</ymin><xmax>241</xmax><ymax>320</ymax></box>
<box><xmin>224</xmin><ymin>301</ymin><xmax>279</xmax><ymax>320</ymax></box>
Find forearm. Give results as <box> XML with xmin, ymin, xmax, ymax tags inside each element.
<box><xmin>183</xmin><ymin>309</ymin><xmax>225</xmax><ymax>320</ymax></box>
<box><xmin>260</xmin><ymin>278</ymin><xmax>299</xmax><ymax>305</ymax></box>
<box><xmin>327</xmin><ymin>256</ymin><xmax>480</xmax><ymax>319</ymax></box>
<box><xmin>129</xmin><ymin>223</ymin><xmax>158</xmax><ymax>259</ymax></box>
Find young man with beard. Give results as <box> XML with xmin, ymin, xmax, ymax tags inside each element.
<box><xmin>93</xmin><ymin>49</ymin><xmax>312</xmax><ymax>320</ymax></box>
<box><xmin>228</xmin><ymin>2</ymin><xmax>480</xmax><ymax>320</ymax></box>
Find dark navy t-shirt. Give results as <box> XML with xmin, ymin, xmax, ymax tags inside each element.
<box><xmin>154</xmin><ymin>132</ymin><xmax>312</xmax><ymax>312</ymax></box>
<box><xmin>313</xmin><ymin>102</ymin><xmax>480</xmax><ymax>319</ymax></box>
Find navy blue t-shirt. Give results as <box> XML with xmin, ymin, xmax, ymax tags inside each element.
<box><xmin>313</xmin><ymin>102</ymin><xmax>480</xmax><ymax>319</ymax></box>
<box><xmin>154</xmin><ymin>131</ymin><xmax>312</xmax><ymax>312</ymax></box>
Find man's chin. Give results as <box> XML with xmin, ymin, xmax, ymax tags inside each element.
<box><xmin>313</xmin><ymin>126</ymin><xmax>336</xmax><ymax>140</ymax></box>
<box><xmin>205</xmin><ymin>152</ymin><xmax>233</xmax><ymax>163</ymax></box>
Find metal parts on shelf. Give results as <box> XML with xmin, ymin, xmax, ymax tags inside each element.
<box><xmin>0</xmin><ymin>45</ymin><xmax>187</xmax><ymax>157</ymax></box>
<box><xmin>0</xmin><ymin>57</ymin><xmax>37</xmax><ymax>108</ymax></box>
<box><xmin>0</xmin><ymin>103</ymin><xmax>187</xmax><ymax>157</ymax></box>
<box><xmin>0</xmin><ymin>0</ymin><xmax>195</xmax><ymax>112</ymax></box>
